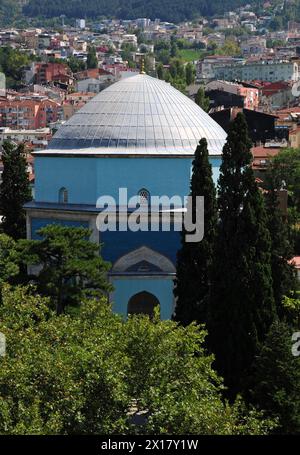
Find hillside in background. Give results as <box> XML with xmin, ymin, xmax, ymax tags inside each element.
<box><xmin>0</xmin><ymin>0</ymin><xmax>21</xmax><ymax>27</ymax></box>
<box><xmin>23</xmin><ymin>0</ymin><xmax>257</xmax><ymax>23</ymax></box>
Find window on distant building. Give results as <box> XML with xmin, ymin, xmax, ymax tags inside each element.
<box><xmin>59</xmin><ymin>187</ymin><xmax>68</xmax><ymax>204</ymax></box>
<box><xmin>138</xmin><ymin>188</ymin><xmax>150</xmax><ymax>205</ymax></box>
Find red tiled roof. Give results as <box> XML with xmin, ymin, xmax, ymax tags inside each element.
<box><xmin>261</xmin><ymin>82</ymin><xmax>291</xmax><ymax>97</ymax></box>
<box><xmin>251</xmin><ymin>146</ymin><xmax>281</xmax><ymax>158</ymax></box>
<box><xmin>289</xmin><ymin>256</ymin><xmax>300</xmax><ymax>268</ymax></box>
<box><xmin>74</xmin><ymin>68</ymin><xmax>112</xmax><ymax>80</ymax></box>
<box><xmin>251</xmin><ymin>146</ymin><xmax>281</xmax><ymax>169</ymax></box>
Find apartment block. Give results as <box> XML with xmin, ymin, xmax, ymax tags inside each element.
<box><xmin>0</xmin><ymin>96</ymin><xmax>60</xmax><ymax>130</ymax></box>
<box><xmin>215</xmin><ymin>61</ymin><xmax>299</xmax><ymax>83</ymax></box>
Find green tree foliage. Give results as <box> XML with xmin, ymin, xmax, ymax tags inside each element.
<box><xmin>195</xmin><ymin>86</ymin><xmax>210</xmax><ymax>112</ymax></box>
<box><xmin>265</xmin><ymin>173</ymin><xmax>297</xmax><ymax>316</ymax></box>
<box><xmin>218</xmin><ymin>39</ymin><xmax>241</xmax><ymax>56</ymax></box>
<box><xmin>251</xmin><ymin>320</ymin><xmax>300</xmax><ymax>434</ymax></box>
<box><xmin>156</xmin><ymin>49</ymin><xmax>170</xmax><ymax>65</ymax></box>
<box><xmin>169</xmin><ymin>58</ymin><xmax>185</xmax><ymax>79</ymax></box>
<box><xmin>266</xmin><ymin>39</ymin><xmax>286</xmax><ymax>49</ymax></box>
<box><xmin>0</xmin><ymin>234</ymin><xmax>18</xmax><ymax>280</ymax></box>
<box><xmin>0</xmin><ymin>285</ymin><xmax>276</xmax><ymax>434</ymax></box>
<box><xmin>23</xmin><ymin>0</ymin><xmax>258</xmax><ymax>24</ymax></box>
<box><xmin>120</xmin><ymin>43</ymin><xmax>137</xmax><ymax>66</ymax></box>
<box><xmin>156</xmin><ymin>62</ymin><xmax>165</xmax><ymax>80</ymax></box>
<box><xmin>86</xmin><ymin>46</ymin><xmax>98</xmax><ymax>69</ymax></box>
<box><xmin>124</xmin><ymin>311</ymin><xmax>275</xmax><ymax>435</ymax></box>
<box><xmin>270</xmin><ymin>148</ymin><xmax>300</xmax><ymax>213</ymax></box>
<box><xmin>207</xmin><ymin>113</ymin><xmax>276</xmax><ymax>399</ymax></box>
<box><xmin>269</xmin><ymin>0</ymin><xmax>300</xmax><ymax>31</ymax></box>
<box><xmin>0</xmin><ymin>1</ymin><xmax>20</xmax><ymax>27</ymax></box>
<box><xmin>154</xmin><ymin>40</ymin><xmax>170</xmax><ymax>52</ymax></box>
<box><xmin>170</xmin><ymin>35</ymin><xmax>178</xmax><ymax>58</ymax></box>
<box><xmin>282</xmin><ymin>293</ymin><xmax>300</xmax><ymax>327</ymax></box>
<box><xmin>18</xmin><ymin>225</ymin><xmax>112</xmax><ymax>314</ymax></box>
<box><xmin>207</xmin><ymin>41</ymin><xmax>218</xmax><ymax>52</ymax></box>
<box><xmin>0</xmin><ymin>235</ymin><xmax>19</xmax><ymax>302</ymax></box>
<box><xmin>269</xmin><ymin>16</ymin><xmax>284</xmax><ymax>31</ymax></box>
<box><xmin>174</xmin><ymin>138</ymin><xmax>217</xmax><ymax>325</ymax></box>
<box><xmin>268</xmin><ymin>148</ymin><xmax>300</xmax><ymax>253</ymax></box>
<box><xmin>0</xmin><ymin>47</ymin><xmax>32</xmax><ymax>88</ymax></box>
<box><xmin>67</xmin><ymin>56</ymin><xmax>85</xmax><ymax>74</ymax></box>
<box><xmin>160</xmin><ymin>58</ymin><xmax>190</xmax><ymax>93</ymax></box>
<box><xmin>185</xmin><ymin>62</ymin><xmax>196</xmax><ymax>86</ymax></box>
<box><xmin>0</xmin><ymin>286</ymin><xmax>129</xmax><ymax>434</ymax></box>
<box><xmin>0</xmin><ymin>142</ymin><xmax>32</xmax><ymax>240</ymax></box>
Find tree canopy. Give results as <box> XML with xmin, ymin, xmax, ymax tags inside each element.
<box><xmin>18</xmin><ymin>225</ymin><xmax>112</xmax><ymax>314</ymax></box>
<box><xmin>0</xmin><ymin>47</ymin><xmax>33</xmax><ymax>88</ymax></box>
<box><xmin>0</xmin><ymin>284</ymin><xmax>276</xmax><ymax>435</ymax></box>
<box><xmin>174</xmin><ymin>138</ymin><xmax>217</xmax><ymax>325</ymax></box>
<box><xmin>195</xmin><ymin>86</ymin><xmax>210</xmax><ymax>112</ymax></box>
<box><xmin>251</xmin><ymin>320</ymin><xmax>300</xmax><ymax>434</ymax></box>
<box><xmin>23</xmin><ymin>0</ymin><xmax>258</xmax><ymax>24</ymax></box>
<box><xmin>208</xmin><ymin>113</ymin><xmax>276</xmax><ymax>399</ymax></box>
<box><xmin>0</xmin><ymin>141</ymin><xmax>32</xmax><ymax>240</ymax></box>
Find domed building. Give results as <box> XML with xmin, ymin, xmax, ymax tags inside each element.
<box><xmin>25</xmin><ymin>74</ymin><xmax>226</xmax><ymax>319</ymax></box>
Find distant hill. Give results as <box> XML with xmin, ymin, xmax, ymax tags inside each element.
<box><xmin>0</xmin><ymin>0</ymin><xmax>21</xmax><ymax>27</ymax></box>
<box><xmin>23</xmin><ymin>0</ymin><xmax>257</xmax><ymax>23</ymax></box>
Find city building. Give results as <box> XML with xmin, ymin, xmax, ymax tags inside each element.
<box><xmin>210</xmin><ymin>107</ymin><xmax>278</xmax><ymax>143</ymax></box>
<box><xmin>76</xmin><ymin>19</ymin><xmax>86</xmax><ymax>30</ymax></box>
<box><xmin>290</xmin><ymin>126</ymin><xmax>300</xmax><ymax>148</ymax></box>
<box><xmin>25</xmin><ymin>74</ymin><xmax>226</xmax><ymax>319</ymax></box>
<box><xmin>258</xmin><ymin>81</ymin><xmax>295</xmax><ymax>110</ymax></box>
<box><xmin>240</xmin><ymin>37</ymin><xmax>267</xmax><ymax>56</ymax></box>
<box><xmin>0</xmin><ymin>96</ymin><xmax>60</xmax><ymax>130</ymax></box>
<box><xmin>215</xmin><ymin>60</ymin><xmax>300</xmax><ymax>83</ymax></box>
<box><xmin>206</xmin><ymin>80</ymin><xmax>259</xmax><ymax>110</ymax></box>
<box><xmin>197</xmin><ymin>56</ymin><xmax>244</xmax><ymax>81</ymax></box>
<box><xmin>251</xmin><ymin>143</ymin><xmax>286</xmax><ymax>177</ymax></box>
<box><xmin>25</xmin><ymin>62</ymin><xmax>73</xmax><ymax>86</ymax></box>
<box><xmin>62</xmin><ymin>92</ymin><xmax>96</xmax><ymax>120</ymax></box>
<box><xmin>0</xmin><ymin>127</ymin><xmax>51</xmax><ymax>149</ymax></box>
<box><xmin>289</xmin><ymin>256</ymin><xmax>300</xmax><ymax>282</ymax></box>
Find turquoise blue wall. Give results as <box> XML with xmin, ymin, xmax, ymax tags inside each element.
<box><xmin>112</xmin><ymin>277</ymin><xmax>174</xmax><ymax>320</ymax></box>
<box><xmin>31</xmin><ymin>218</ymin><xmax>89</xmax><ymax>239</ymax></box>
<box><xmin>30</xmin><ymin>154</ymin><xmax>222</xmax><ymax>320</ymax></box>
<box><xmin>34</xmin><ymin>156</ymin><xmax>222</xmax><ymax>204</ymax></box>
<box><xmin>101</xmin><ymin>229</ymin><xmax>181</xmax><ymax>265</ymax></box>
<box><xmin>30</xmin><ymin>218</ymin><xmax>180</xmax><ymax>265</ymax></box>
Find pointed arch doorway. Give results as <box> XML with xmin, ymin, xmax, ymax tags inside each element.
<box><xmin>127</xmin><ymin>291</ymin><xmax>160</xmax><ymax>318</ymax></box>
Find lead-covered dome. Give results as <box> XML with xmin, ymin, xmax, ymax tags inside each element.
<box><xmin>49</xmin><ymin>74</ymin><xmax>226</xmax><ymax>156</ymax></box>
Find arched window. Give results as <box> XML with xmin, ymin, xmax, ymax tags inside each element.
<box><xmin>138</xmin><ymin>188</ymin><xmax>150</xmax><ymax>205</ymax></box>
<box><xmin>127</xmin><ymin>291</ymin><xmax>160</xmax><ymax>318</ymax></box>
<box><xmin>59</xmin><ymin>187</ymin><xmax>68</xmax><ymax>204</ymax></box>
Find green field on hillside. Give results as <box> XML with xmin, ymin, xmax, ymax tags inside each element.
<box><xmin>178</xmin><ymin>49</ymin><xmax>206</xmax><ymax>62</ymax></box>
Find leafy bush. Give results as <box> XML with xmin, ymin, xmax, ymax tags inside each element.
<box><xmin>0</xmin><ymin>285</ymin><xmax>276</xmax><ymax>435</ymax></box>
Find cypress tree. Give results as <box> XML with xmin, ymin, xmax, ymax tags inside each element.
<box><xmin>265</xmin><ymin>172</ymin><xmax>297</xmax><ymax>317</ymax></box>
<box><xmin>207</xmin><ymin>113</ymin><xmax>276</xmax><ymax>399</ymax></box>
<box><xmin>195</xmin><ymin>87</ymin><xmax>210</xmax><ymax>113</ymax></box>
<box><xmin>174</xmin><ymin>138</ymin><xmax>217</xmax><ymax>325</ymax></box>
<box><xmin>0</xmin><ymin>141</ymin><xmax>32</xmax><ymax>240</ymax></box>
<box><xmin>86</xmin><ymin>46</ymin><xmax>98</xmax><ymax>69</ymax></box>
